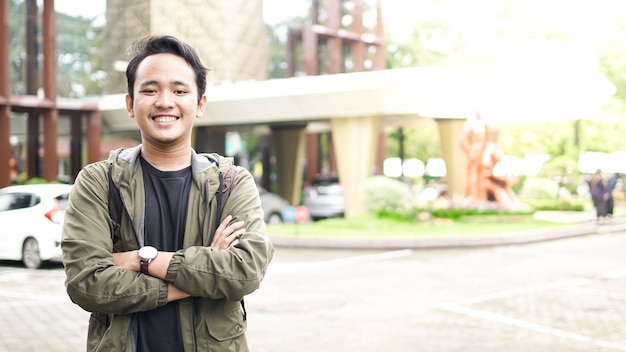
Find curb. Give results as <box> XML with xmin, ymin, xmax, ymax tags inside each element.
<box><xmin>268</xmin><ymin>219</ymin><xmax>626</xmax><ymax>250</ymax></box>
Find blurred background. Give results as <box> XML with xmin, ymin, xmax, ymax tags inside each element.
<box><xmin>4</xmin><ymin>0</ymin><xmax>626</xmax><ymax>219</ymax></box>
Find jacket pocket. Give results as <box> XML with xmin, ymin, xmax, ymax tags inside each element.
<box><xmin>197</xmin><ymin>300</ymin><xmax>248</xmax><ymax>351</ymax></box>
<box><xmin>87</xmin><ymin>312</ymin><xmax>110</xmax><ymax>351</ymax></box>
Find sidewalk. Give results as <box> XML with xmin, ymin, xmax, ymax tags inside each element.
<box><xmin>268</xmin><ymin>211</ymin><xmax>626</xmax><ymax>249</ymax></box>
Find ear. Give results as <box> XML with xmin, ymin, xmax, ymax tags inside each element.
<box><xmin>196</xmin><ymin>95</ymin><xmax>207</xmax><ymax>119</ymax></box>
<box><xmin>126</xmin><ymin>95</ymin><xmax>135</xmax><ymax>118</ymax></box>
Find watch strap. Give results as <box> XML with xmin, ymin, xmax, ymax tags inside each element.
<box><xmin>140</xmin><ymin>258</ymin><xmax>150</xmax><ymax>274</ymax></box>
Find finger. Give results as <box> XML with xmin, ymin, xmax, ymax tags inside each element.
<box><xmin>228</xmin><ymin>239</ymin><xmax>240</xmax><ymax>249</ymax></box>
<box><xmin>229</xmin><ymin>228</ymin><xmax>246</xmax><ymax>241</ymax></box>
<box><xmin>223</xmin><ymin>228</ymin><xmax>244</xmax><ymax>243</ymax></box>
<box><xmin>216</xmin><ymin>215</ymin><xmax>233</xmax><ymax>233</ymax></box>
<box><xmin>226</xmin><ymin>220</ymin><xmax>245</xmax><ymax>234</ymax></box>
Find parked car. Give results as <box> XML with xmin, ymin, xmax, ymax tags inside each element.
<box><xmin>303</xmin><ymin>175</ymin><xmax>344</xmax><ymax>220</ymax></box>
<box><xmin>258</xmin><ymin>185</ymin><xmax>290</xmax><ymax>224</ymax></box>
<box><xmin>0</xmin><ymin>183</ymin><xmax>72</xmax><ymax>269</ymax></box>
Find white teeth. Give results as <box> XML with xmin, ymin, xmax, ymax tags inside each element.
<box><xmin>154</xmin><ymin>116</ymin><xmax>177</xmax><ymax>123</ymax></box>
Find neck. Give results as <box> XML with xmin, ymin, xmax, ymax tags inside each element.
<box><xmin>140</xmin><ymin>143</ymin><xmax>192</xmax><ymax>171</ymax></box>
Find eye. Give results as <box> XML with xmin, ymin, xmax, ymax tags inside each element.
<box><xmin>174</xmin><ymin>89</ymin><xmax>188</xmax><ymax>95</ymax></box>
<box><xmin>141</xmin><ymin>89</ymin><xmax>157</xmax><ymax>94</ymax></box>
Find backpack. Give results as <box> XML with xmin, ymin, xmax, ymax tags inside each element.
<box><xmin>106</xmin><ymin>158</ymin><xmax>246</xmax><ymax>320</ymax></box>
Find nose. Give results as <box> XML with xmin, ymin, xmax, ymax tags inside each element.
<box><xmin>155</xmin><ymin>92</ymin><xmax>175</xmax><ymax>108</ymax></box>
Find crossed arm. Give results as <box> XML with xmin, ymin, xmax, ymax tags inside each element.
<box><xmin>111</xmin><ymin>215</ymin><xmax>245</xmax><ymax>301</ymax></box>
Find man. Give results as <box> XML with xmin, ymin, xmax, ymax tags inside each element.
<box><xmin>62</xmin><ymin>35</ymin><xmax>274</xmax><ymax>351</ymax></box>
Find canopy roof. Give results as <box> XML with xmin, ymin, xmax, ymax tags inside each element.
<box><xmin>98</xmin><ymin>63</ymin><xmax>615</xmax><ymax>131</ymax></box>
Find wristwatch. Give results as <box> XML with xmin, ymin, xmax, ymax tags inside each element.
<box><xmin>138</xmin><ymin>246</ymin><xmax>158</xmax><ymax>274</ymax></box>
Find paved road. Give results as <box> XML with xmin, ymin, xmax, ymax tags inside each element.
<box><xmin>1</xmin><ymin>230</ymin><xmax>625</xmax><ymax>351</ymax></box>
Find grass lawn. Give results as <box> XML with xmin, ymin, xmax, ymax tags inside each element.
<box><xmin>267</xmin><ymin>214</ymin><xmax>571</xmax><ymax>240</ymax></box>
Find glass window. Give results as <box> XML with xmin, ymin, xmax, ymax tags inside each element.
<box><xmin>56</xmin><ymin>193</ymin><xmax>70</xmax><ymax>211</ymax></box>
<box><xmin>0</xmin><ymin>193</ymin><xmax>35</xmax><ymax>211</ymax></box>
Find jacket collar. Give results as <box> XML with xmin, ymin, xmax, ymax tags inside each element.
<box><xmin>109</xmin><ymin>144</ymin><xmax>220</xmax><ymax>176</ymax></box>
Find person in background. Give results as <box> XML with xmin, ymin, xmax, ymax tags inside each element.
<box><xmin>589</xmin><ymin>169</ymin><xmax>608</xmax><ymax>224</ymax></box>
<box><xmin>61</xmin><ymin>35</ymin><xmax>274</xmax><ymax>352</ymax></box>
<box><xmin>605</xmin><ymin>173</ymin><xmax>620</xmax><ymax>219</ymax></box>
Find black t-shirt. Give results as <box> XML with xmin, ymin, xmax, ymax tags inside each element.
<box><xmin>136</xmin><ymin>156</ymin><xmax>192</xmax><ymax>352</ymax></box>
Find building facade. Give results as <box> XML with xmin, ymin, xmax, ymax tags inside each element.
<box><xmin>103</xmin><ymin>0</ymin><xmax>268</xmax><ymax>94</ymax></box>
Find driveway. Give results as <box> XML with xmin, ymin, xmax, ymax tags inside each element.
<box><xmin>0</xmin><ymin>230</ymin><xmax>625</xmax><ymax>351</ymax></box>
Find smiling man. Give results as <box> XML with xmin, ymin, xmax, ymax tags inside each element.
<box><xmin>62</xmin><ymin>35</ymin><xmax>274</xmax><ymax>352</ymax></box>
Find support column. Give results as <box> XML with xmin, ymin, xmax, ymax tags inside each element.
<box><xmin>0</xmin><ymin>103</ymin><xmax>8</xmax><ymax>187</ymax></box>
<box><xmin>260</xmin><ymin>134</ymin><xmax>272</xmax><ymax>191</ymax></box>
<box><xmin>302</xmin><ymin>23</ymin><xmax>319</xmax><ymax>75</ymax></box>
<box><xmin>436</xmin><ymin>119</ymin><xmax>466</xmax><ymax>199</ymax></box>
<box><xmin>331</xmin><ymin>116</ymin><xmax>379</xmax><ymax>218</ymax></box>
<box><xmin>42</xmin><ymin>0</ymin><xmax>58</xmax><ymax>181</ymax></box>
<box><xmin>42</xmin><ymin>111</ymin><xmax>58</xmax><ymax>181</ymax></box>
<box><xmin>328</xmin><ymin>0</ymin><xmax>342</xmax><ymax>74</ymax></box>
<box><xmin>376</xmin><ymin>128</ymin><xmax>386</xmax><ymax>175</ymax></box>
<box><xmin>351</xmin><ymin>0</ymin><xmax>365</xmax><ymax>71</ymax></box>
<box><xmin>69</xmin><ymin>114</ymin><xmax>82</xmax><ymax>181</ymax></box>
<box><xmin>305</xmin><ymin>133</ymin><xmax>320</xmax><ymax>186</ymax></box>
<box><xmin>0</xmin><ymin>0</ymin><xmax>10</xmax><ymax>187</ymax></box>
<box><xmin>373</xmin><ymin>0</ymin><xmax>386</xmax><ymax>70</ymax></box>
<box><xmin>87</xmin><ymin>111</ymin><xmax>102</xmax><ymax>164</ymax></box>
<box><xmin>271</xmin><ymin>125</ymin><xmax>306</xmax><ymax>206</ymax></box>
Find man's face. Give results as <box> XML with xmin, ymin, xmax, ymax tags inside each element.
<box><xmin>125</xmin><ymin>53</ymin><xmax>206</xmax><ymax>148</ymax></box>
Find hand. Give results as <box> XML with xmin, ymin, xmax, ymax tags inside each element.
<box><xmin>113</xmin><ymin>250</ymin><xmax>140</xmax><ymax>271</ymax></box>
<box><xmin>210</xmin><ymin>215</ymin><xmax>245</xmax><ymax>250</ymax></box>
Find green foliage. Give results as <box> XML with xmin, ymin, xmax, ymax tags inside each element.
<box><xmin>538</xmin><ymin>154</ymin><xmax>580</xmax><ymax>193</ymax></box>
<box><xmin>362</xmin><ymin>176</ymin><xmax>412</xmax><ymax>215</ymax></box>
<box><xmin>540</xmin><ymin>155</ymin><xmax>577</xmax><ymax>177</ymax></box>
<box><xmin>9</xmin><ymin>0</ymin><xmax>105</xmax><ymax>97</ymax></box>
<box><xmin>24</xmin><ymin>177</ymin><xmax>50</xmax><ymax>185</ymax></box>
<box><xmin>510</xmin><ymin>175</ymin><xmax>526</xmax><ymax>194</ymax></box>
<box><xmin>519</xmin><ymin>197</ymin><xmax>585</xmax><ymax>211</ymax></box>
<box><xmin>385</xmin><ymin>19</ymin><xmax>473</xmax><ymax>68</ymax></box>
<box><xmin>519</xmin><ymin>177</ymin><xmax>560</xmax><ymax>199</ymax></box>
<box><xmin>385</xmin><ymin>123</ymin><xmax>441</xmax><ymax>162</ymax></box>
<box><xmin>267</xmin><ymin>215</ymin><xmax>564</xmax><ymax>239</ymax></box>
<box><xmin>429</xmin><ymin>207</ymin><xmax>534</xmax><ymax>220</ymax></box>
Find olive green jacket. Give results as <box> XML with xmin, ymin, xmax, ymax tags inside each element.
<box><xmin>62</xmin><ymin>146</ymin><xmax>274</xmax><ymax>351</ymax></box>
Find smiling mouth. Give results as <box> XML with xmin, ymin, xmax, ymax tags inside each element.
<box><xmin>153</xmin><ymin>116</ymin><xmax>178</xmax><ymax>123</ymax></box>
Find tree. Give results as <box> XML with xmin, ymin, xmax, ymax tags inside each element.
<box><xmin>8</xmin><ymin>0</ymin><xmax>105</xmax><ymax>98</ymax></box>
<box><xmin>381</xmin><ymin>0</ymin><xmax>626</xmax><ymax>167</ymax></box>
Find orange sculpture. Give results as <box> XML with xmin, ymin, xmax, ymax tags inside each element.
<box><xmin>460</xmin><ymin>112</ymin><xmax>527</xmax><ymax>210</ymax></box>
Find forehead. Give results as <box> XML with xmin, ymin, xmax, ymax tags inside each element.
<box><xmin>135</xmin><ymin>53</ymin><xmax>196</xmax><ymax>85</ymax></box>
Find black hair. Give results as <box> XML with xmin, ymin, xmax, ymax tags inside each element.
<box><xmin>125</xmin><ymin>35</ymin><xmax>208</xmax><ymax>102</ymax></box>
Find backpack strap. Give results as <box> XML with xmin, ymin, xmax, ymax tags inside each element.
<box><xmin>212</xmin><ymin>161</ymin><xmax>246</xmax><ymax>321</ymax></box>
<box><xmin>215</xmin><ymin>164</ymin><xmax>236</xmax><ymax>225</ymax></box>
<box><xmin>107</xmin><ymin>163</ymin><xmax>122</xmax><ymax>244</ymax></box>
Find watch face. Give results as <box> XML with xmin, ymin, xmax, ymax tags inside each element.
<box><xmin>139</xmin><ymin>246</ymin><xmax>158</xmax><ymax>260</ymax></box>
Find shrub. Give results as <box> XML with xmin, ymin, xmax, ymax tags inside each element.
<box><xmin>362</xmin><ymin>176</ymin><xmax>412</xmax><ymax>216</ymax></box>
<box><xmin>518</xmin><ymin>196</ymin><xmax>585</xmax><ymax>211</ymax></box>
<box><xmin>24</xmin><ymin>177</ymin><xmax>50</xmax><ymax>185</ymax></box>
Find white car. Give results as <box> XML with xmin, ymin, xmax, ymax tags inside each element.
<box><xmin>303</xmin><ymin>176</ymin><xmax>345</xmax><ymax>220</ymax></box>
<box><xmin>0</xmin><ymin>183</ymin><xmax>72</xmax><ymax>269</ymax></box>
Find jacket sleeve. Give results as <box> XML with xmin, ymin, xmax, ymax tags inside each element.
<box><xmin>61</xmin><ymin>163</ymin><xmax>168</xmax><ymax>314</ymax></box>
<box><xmin>165</xmin><ymin>167</ymin><xmax>275</xmax><ymax>301</ymax></box>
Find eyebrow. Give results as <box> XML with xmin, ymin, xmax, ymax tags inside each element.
<box><xmin>139</xmin><ymin>80</ymin><xmax>192</xmax><ymax>89</ymax></box>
